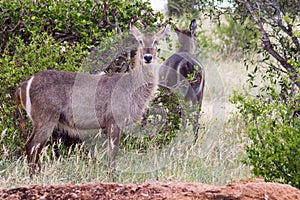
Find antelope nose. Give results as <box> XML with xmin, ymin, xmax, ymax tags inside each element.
<box><xmin>144</xmin><ymin>54</ymin><xmax>153</xmax><ymax>63</ymax></box>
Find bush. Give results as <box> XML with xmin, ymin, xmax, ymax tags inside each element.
<box><xmin>211</xmin><ymin>15</ymin><xmax>259</xmax><ymax>60</ymax></box>
<box><xmin>167</xmin><ymin>0</ymin><xmax>200</xmax><ymax>17</ymax></box>
<box><xmin>232</xmin><ymin>60</ymin><xmax>300</xmax><ymax>188</ymax></box>
<box><xmin>0</xmin><ymin>0</ymin><xmax>163</xmax><ymax>50</ymax></box>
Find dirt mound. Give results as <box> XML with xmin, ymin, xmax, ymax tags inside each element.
<box><xmin>1</xmin><ymin>179</ymin><xmax>300</xmax><ymax>199</ymax></box>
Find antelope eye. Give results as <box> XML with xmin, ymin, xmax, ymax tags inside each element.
<box><xmin>139</xmin><ymin>40</ymin><xmax>144</xmax><ymax>45</ymax></box>
<box><xmin>153</xmin><ymin>40</ymin><xmax>158</xmax><ymax>45</ymax></box>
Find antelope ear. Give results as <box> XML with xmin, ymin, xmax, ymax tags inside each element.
<box><xmin>189</xmin><ymin>19</ymin><xmax>197</xmax><ymax>37</ymax></box>
<box><xmin>130</xmin><ymin>24</ymin><xmax>142</xmax><ymax>40</ymax></box>
<box><xmin>174</xmin><ymin>25</ymin><xmax>181</xmax><ymax>33</ymax></box>
<box><xmin>155</xmin><ymin>23</ymin><xmax>171</xmax><ymax>42</ymax></box>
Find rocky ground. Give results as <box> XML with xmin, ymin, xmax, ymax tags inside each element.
<box><xmin>1</xmin><ymin>179</ymin><xmax>300</xmax><ymax>199</ymax></box>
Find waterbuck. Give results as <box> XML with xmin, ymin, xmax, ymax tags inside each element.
<box><xmin>159</xmin><ymin>19</ymin><xmax>205</xmax><ymax>138</ymax></box>
<box><xmin>16</xmin><ymin>23</ymin><xmax>170</xmax><ymax>175</ymax></box>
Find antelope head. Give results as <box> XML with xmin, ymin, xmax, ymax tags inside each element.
<box><xmin>174</xmin><ymin>19</ymin><xmax>198</xmax><ymax>54</ymax></box>
<box><xmin>130</xmin><ymin>23</ymin><xmax>171</xmax><ymax>66</ymax></box>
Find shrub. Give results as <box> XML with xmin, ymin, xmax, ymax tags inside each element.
<box><xmin>0</xmin><ymin>0</ymin><xmax>163</xmax><ymax>50</ymax></box>
<box><xmin>167</xmin><ymin>0</ymin><xmax>200</xmax><ymax>17</ymax></box>
<box><xmin>211</xmin><ymin>15</ymin><xmax>259</xmax><ymax>60</ymax></box>
<box><xmin>232</xmin><ymin>60</ymin><xmax>300</xmax><ymax>188</ymax></box>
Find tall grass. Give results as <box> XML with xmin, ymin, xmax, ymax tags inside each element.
<box><xmin>0</xmin><ymin>126</ymin><xmax>249</xmax><ymax>189</ymax></box>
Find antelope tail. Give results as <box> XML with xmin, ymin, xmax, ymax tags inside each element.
<box><xmin>16</xmin><ymin>87</ymin><xmax>26</xmax><ymax>139</ymax></box>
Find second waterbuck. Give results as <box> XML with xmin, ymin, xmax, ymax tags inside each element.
<box><xmin>159</xmin><ymin>19</ymin><xmax>205</xmax><ymax>138</ymax></box>
<box><xmin>16</xmin><ymin>23</ymin><xmax>170</xmax><ymax>175</ymax></box>
<box><xmin>160</xmin><ymin>19</ymin><xmax>205</xmax><ymax>106</ymax></box>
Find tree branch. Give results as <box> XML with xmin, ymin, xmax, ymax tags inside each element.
<box><xmin>239</xmin><ymin>0</ymin><xmax>300</xmax><ymax>89</ymax></box>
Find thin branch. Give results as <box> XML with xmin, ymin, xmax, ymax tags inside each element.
<box><xmin>252</xmin><ymin>1</ymin><xmax>300</xmax><ymax>51</ymax></box>
<box><xmin>239</xmin><ymin>0</ymin><xmax>300</xmax><ymax>89</ymax></box>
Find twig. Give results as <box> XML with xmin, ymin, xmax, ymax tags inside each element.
<box><xmin>239</xmin><ymin>0</ymin><xmax>300</xmax><ymax>89</ymax></box>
